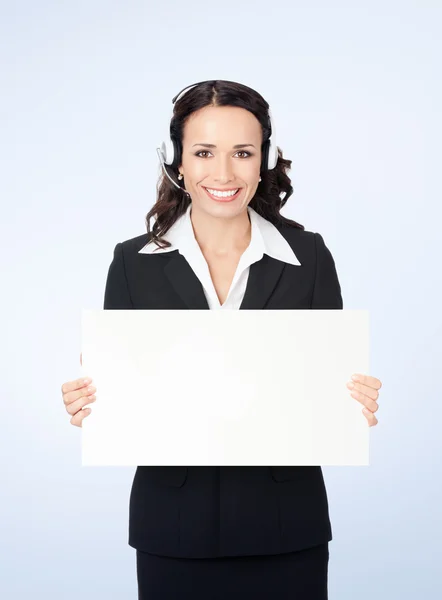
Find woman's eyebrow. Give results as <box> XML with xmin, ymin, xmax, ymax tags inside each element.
<box><xmin>192</xmin><ymin>143</ymin><xmax>256</xmax><ymax>149</ymax></box>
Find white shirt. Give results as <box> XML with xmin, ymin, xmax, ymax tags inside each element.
<box><xmin>138</xmin><ymin>203</ymin><xmax>301</xmax><ymax>309</ymax></box>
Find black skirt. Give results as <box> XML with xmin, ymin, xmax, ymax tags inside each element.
<box><xmin>136</xmin><ymin>542</ymin><xmax>329</xmax><ymax>600</ymax></box>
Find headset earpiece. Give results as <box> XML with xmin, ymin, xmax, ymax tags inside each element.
<box><xmin>265</xmin><ymin>108</ymin><xmax>278</xmax><ymax>170</ymax></box>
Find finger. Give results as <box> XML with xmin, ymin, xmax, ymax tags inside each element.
<box><xmin>362</xmin><ymin>407</ymin><xmax>378</xmax><ymax>427</ymax></box>
<box><xmin>64</xmin><ymin>383</ymin><xmax>96</xmax><ymax>408</ymax></box>
<box><xmin>70</xmin><ymin>407</ymin><xmax>92</xmax><ymax>428</ymax></box>
<box><xmin>66</xmin><ymin>392</ymin><xmax>96</xmax><ymax>415</ymax></box>
<box><xmin>67</xmin><ymin>383</ymin><xmax>96</xmax><ymax>403</ymax></box>
<box><xmin>350</xmin><ymin>389</ymin><xmax>379</xmax><ymax>412</ymax></box>
<box><xmin>351</xmin><ymin>374</ymin><xmax>382</xmax><ymax>390</ymax></box>
<box><xmin>61</xmin><ymin>376</ymin><xmax>92</xmax><ymax>397</ymax></box>
<box><xmin>347</xmin><ymin>381</ymin><xmax>380</xmax><ymax>402</ymax></box>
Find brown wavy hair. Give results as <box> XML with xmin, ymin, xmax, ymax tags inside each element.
<box><xmin>145</xmin><ymin>80</ymin><xmax>304</xmax><ymax>250</ymax></box>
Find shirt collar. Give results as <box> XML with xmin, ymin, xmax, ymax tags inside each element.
<box><xmin>138</xmin><ymin>203</ymin><xmax>301</xmax><ymax>266</ymax></box>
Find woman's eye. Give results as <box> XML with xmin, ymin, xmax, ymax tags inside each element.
<box><xmin>195</xmin><ymin>150</ymin><xmax>252</xmax><ymax>158</ymax></box>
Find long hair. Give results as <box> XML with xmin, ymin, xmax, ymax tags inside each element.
<box><xmin>145</xmin><ymin>80</ymin><xmax>304</xmax><ymax>250</ymax></box>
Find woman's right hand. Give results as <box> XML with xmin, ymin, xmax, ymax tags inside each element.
<box><xmin>61</xmin><ymin>352</ymin><xmax>96</xmax><ymax>427</ymax></box>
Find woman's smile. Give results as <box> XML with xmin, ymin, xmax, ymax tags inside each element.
<box><xmin>202</xmin><ymin>186</ymin><xmax>243</xmax><ymax>202</ymax></box>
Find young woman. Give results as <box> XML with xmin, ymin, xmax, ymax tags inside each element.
<box><xmin>61</xmin><ymin>80</ymin><xmax>382</xmax><ymax>599</ymax></box>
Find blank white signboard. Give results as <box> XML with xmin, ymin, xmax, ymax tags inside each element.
<box><xmin>81</xmin><ymin>309</ymin><xmax>370</xmax><ymax>466</ymax></box>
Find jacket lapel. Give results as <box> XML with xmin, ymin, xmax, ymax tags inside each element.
<box><xmin>239</xmin><ymin>253</ymin><xmax>286</xmax><ymax>309</ymax></box>
<box><xmin>164</xmin><ymin>252</ymin><xmax>210</xmax><ymax>309</ymax></box>
<box><xmin>163</xmin><ymin>251</ymin><xmax>286</xmax><ymax>310</ymax></box>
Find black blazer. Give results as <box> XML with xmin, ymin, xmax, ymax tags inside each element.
<box><xmin>103</xmin><ymin>220</ymin><xmax>343</xmax><ymax>558</ymax></box>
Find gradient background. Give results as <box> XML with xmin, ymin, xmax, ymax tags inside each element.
<box><xmin>2</xmin><ymin>1</ymin><xmax>441</xmax><ymax>598</ymax></box>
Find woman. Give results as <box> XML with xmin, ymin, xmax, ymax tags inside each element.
<box><xmin>61</xmin><ymin>80</ymin><xmax>382</xmax><ymax>599</ymax></box>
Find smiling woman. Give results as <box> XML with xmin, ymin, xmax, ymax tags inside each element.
<box><xmin>111</xmin><ymin>79</ymin><xmax>336</xmax><ymax>600</ymax></box>
<box><xmin>145</xmin><ymin>79</ymin><xmax>304</xmax><ymax>253</ymax></box>
<box><xmin>58</xmin><ymin>74</ymin><xmax>383</xmax><ymax>600</ymax></box>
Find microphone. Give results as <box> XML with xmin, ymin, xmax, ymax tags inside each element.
<box><xmin>156</xmin><ymin>147</ymin><xmax>190</xmax><ymax>197</ymax></box>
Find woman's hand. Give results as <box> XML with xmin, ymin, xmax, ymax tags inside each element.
<box><xmin>61</xmin><ymin>352</ymin><xmax>96</xmax><ymax>427</ymax></box>
<box><xmin>346</xmin><ymin>373</ymin><xmax>381</xmax><ymax>427</ymax></box>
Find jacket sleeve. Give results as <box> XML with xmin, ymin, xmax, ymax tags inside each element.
<box><xmin>311</xmin><ymin>232</ymin><xmax>343</xmax><ymax>309</ymax></box>
<box><xmin>103</xmin><ymin>242</ymin><xmax>134</xmax><ymax>309</ymax></box>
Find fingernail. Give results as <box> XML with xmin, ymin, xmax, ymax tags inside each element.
<box><xmin>352</xmin><ymin>375</ymin><xmax>359</xmax><ymax>382</ymax></box>
<box><xmin>83</xmin><ymin>378</ymin><xmax>92</xmax><ymax>385</ymax></box>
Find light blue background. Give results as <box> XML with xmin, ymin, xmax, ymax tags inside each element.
<box><xmin>2</xmin><ymin>0</ymin><xmax>441</xmax><ymax>598</ymax></box>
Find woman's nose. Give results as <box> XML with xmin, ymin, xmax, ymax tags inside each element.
<box><xmin>212</xmin><ymin>158</ymin><xmax>235</xmax><ymax>182</ymax></box>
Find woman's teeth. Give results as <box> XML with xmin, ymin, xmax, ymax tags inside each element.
<box><xmin>204</xmin><ymin>187</ymin><xmax>240</xmax><ymax>199</ymax></box>
<box><xmin>206</xmin><ymin>188</ymin><xmax>238</xmax><ymax>197</ymax></box>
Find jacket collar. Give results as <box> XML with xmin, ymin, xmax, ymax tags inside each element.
<box><xmin>137</xmin><ymin>203</ymin><xmax>301</xmax><ymax>310</ymax></box>
<box><xmin>138</xmin><ymin>203</ymin><xmax>301</xmax><ymax>267</ymax></box>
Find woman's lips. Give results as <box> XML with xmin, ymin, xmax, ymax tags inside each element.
<box><xmin>202</xmin><ymin>187</ymin><xmax>242</xmax><ymax>202</ymax></box>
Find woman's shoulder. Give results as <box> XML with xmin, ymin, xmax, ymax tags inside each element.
<box><xmin>114</xmin><ymin>233</ymin><xmax>173</xmax><ymax>270</ymax></box>
<box><xmin>275</xmin><ymin>222</ymin><xmax>340</xmax><ymax>274</ymax></box>
<box><xmin>118</xmin><ymin>232</ymin><xmax>152</xmax><ymax>254</ymax></box>
<box><xmin>276</xmin><ymin>222</ymin><xmax>318</xmax><ymax>260</ymax></box>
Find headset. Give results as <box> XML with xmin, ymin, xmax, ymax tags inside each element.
<box><xmin>156</xmin><ymin>80</ymin><xmax>279</xmax><ymax>197</ymax></box>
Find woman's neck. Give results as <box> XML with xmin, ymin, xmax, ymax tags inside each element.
<box><xmin>190</xmin><ymin>206</ymin><xmax>251</xmax><ymax>257</ymax></box>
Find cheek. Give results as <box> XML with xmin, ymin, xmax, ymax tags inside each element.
<box><xmin>242</xmin><ymin>160</ymin><xmax>261</xmax><ymax>180</ymax></box>
<box><xmin>187</xmin><ymin>163</ymin><xmax>207</xmax><ymax>183</ymax></box>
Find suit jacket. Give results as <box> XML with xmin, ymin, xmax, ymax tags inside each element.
<box><xmin>103</xmin><ymin>220</ymin><xmax>343</xmax><ymax>558</ymax></box>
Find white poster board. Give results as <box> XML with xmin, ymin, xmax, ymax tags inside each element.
<box><xmin>81</xmin><ymin>309</ymin><xmax>370</xmax><ymax>466</ymax></box>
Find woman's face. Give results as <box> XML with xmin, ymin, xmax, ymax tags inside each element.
<box><xmin>178</xmin><ymin>105</ymin><xmax>262</xmax><ymax>218</ymax></box>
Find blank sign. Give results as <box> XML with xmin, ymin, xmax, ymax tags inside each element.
<box><xmin>81</xmin><ymin>309</ymin><xmax>370</xmax><ymax>466</ymax></box>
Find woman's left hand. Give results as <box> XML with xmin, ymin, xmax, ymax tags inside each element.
<box><xmin>346</xmin><ymin>374</ymin><xmax>382</xmax><ymax>427</ymax></box>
